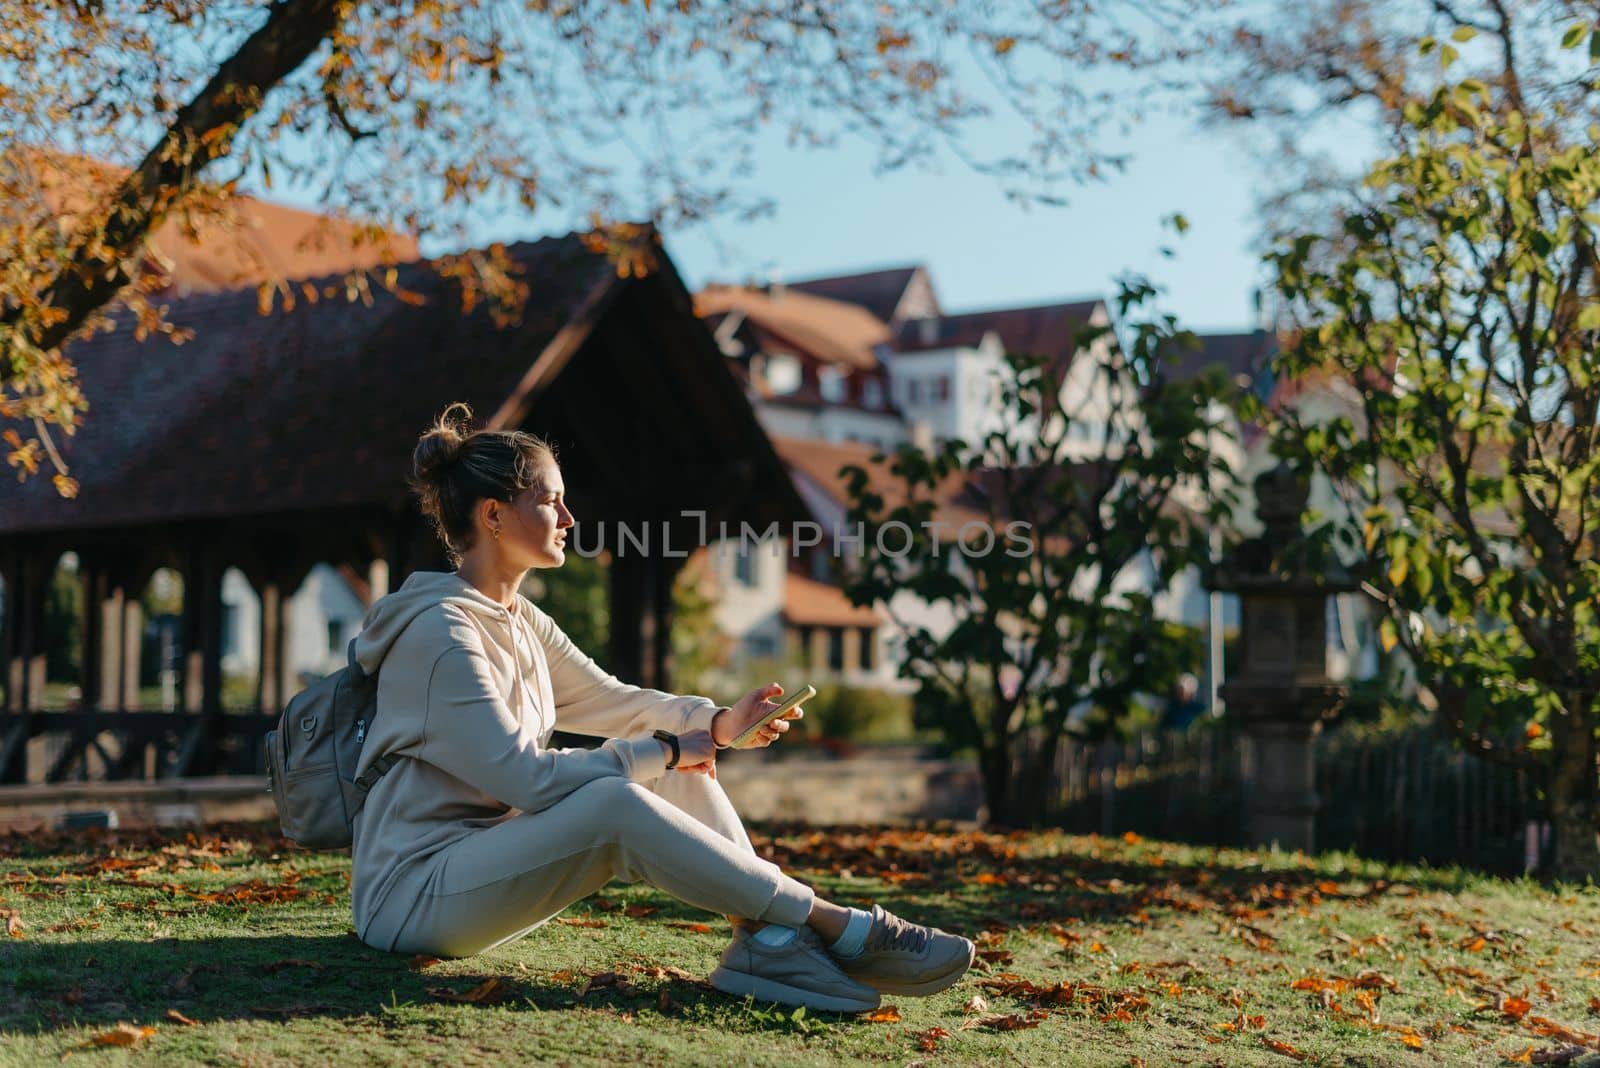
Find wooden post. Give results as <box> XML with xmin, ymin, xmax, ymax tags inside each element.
<box><xmin>119</xmin><ymin>594</ymin><xmax>143</xmax><ymax>711</ymax></box>
<box><xmin>256</xmin><ymin>579</ymin><xmax>283</xmax><ymax>714</ymax></box>
<box><xmin>0</xmin><ymin>549</ymin><xmax>16</xmax><ymax>714</ymax></box>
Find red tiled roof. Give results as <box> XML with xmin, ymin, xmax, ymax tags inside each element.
<box><xmin>787</xmin><ymin>266</ymin><xmax>923</xmax><ymax>324</ymax></box>
<box><xmin>0</xmin><ymin>234</ymin><xmax>616</xmax><ymax>534</ymax></box>
<box><xmin>695</xmin><ymin>285</ymin><xmax>888</xmax><ymax>371</ymax></box>
<box><xmin>770</xmin><ymin>434</ymin><xmax>987</xmax><ymax>531</ymax></box>
<box><xmin>9</xmin><ymin>149</ymin><xmax>419</xmax><ymax>296</ymax></box>
<box><xmin>783</xmin><ymin>572</ymin><xmax>883</xmax><ymax>627</ymax></box>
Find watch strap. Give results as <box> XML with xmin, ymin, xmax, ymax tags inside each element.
<box><xmin>651</xmin><ymin>729</ymin><xmax>680</xmax><ymax>769</ymax></box>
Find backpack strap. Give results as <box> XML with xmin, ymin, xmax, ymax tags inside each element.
<box><xmin>354</xmin><ymin>752</ymin><xmax>401</xmax><ymax>792</ymax></box>
<box><xmin>346</xmin><ymin>637</ymin><xmax>367</xmax><ymax>685</ymax></box>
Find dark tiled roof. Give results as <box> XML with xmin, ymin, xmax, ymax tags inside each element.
<box><xmin>0</xmin><ymin>234</ymin><xmax>612</xmax><ymax>535</ymax></box>
<box><xmin>787</xmin><ymin>266</ymin><xmax>921</xmax><ymax>324</ymax></box>
<box><xmin>1163</xmin><ymin>330</ymin><xmax>1276</xmax><ymax>391</ymax></box>
<box><xmin>891</xmin><ymin>300</ymin><xmax>1103</xmax><ymax>375</ymax></box>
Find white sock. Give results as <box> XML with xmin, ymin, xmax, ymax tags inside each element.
<box><xmin>752</xmin><ymin>923</ymin><xmax>797</xmax><ymax>948</ymax></box>
<box><xmin>828</xmin><ymin>908</ymin><xmax>873</xmax><ymax>959</ymax></box>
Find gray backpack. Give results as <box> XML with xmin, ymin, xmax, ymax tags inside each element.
<box><xmin>264</xmin><ymin>639</ymin><xmax>399</xmax><ymax>848</ymax></box>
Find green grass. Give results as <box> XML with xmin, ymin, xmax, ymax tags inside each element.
<box><xmin>3</xmin><ymin>821</ymin><xmax>1600</xmax><ymax>1066</ymax></box>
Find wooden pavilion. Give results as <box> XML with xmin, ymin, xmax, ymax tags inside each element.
<box><xmin>0</xmin><ymin>230</ymin><xmax>808</xmax><ymax>784</ymax></box>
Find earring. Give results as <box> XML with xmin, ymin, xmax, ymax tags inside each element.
<box><xmin>492</xmin><ymin>526</ymin><xmax>501</xmax><ymax>540</ymax></box>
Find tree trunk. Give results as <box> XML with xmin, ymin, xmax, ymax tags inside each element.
<box><xmin>980</xmin><ymin>740</ymin><xmax>1018</xmax><ymax>828</ymax></box>
<box><xmin>1546</xmin><ymin>690</ymin><xmax>1600</xmax><ymax>882</ymax></box>
<box><xmin>6</xmin><ymin>0</ymin><xmax>348</xmax><ymax>353</ymax></box>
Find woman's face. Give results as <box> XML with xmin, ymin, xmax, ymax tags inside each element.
<box><xmin>499</xmin><ymin>464</ymin><xmax>575</xmax><ymax>569</ymax></box>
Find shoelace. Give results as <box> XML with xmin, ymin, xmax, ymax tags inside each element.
<box><xmin>867</xmin><ymin>910</ymin><xmax>929</xmax><ymax>954</ymax></box>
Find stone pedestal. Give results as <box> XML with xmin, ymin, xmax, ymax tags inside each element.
<box><xmin>1208</xmin><ymin>464</ymin><xmax>1355</xmax><ymax>855</ymax></box>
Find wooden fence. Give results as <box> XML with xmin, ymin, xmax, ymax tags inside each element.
<box><xmin>1027</xmin><ymin>724</ymin><xmax>1549</xmax><ymax>876</ymax></box>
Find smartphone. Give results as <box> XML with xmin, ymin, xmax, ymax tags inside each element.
<box><xmin>729</xmin><ymin>684</ymin><xmax>816</xmax><ymax>749</ymax></box>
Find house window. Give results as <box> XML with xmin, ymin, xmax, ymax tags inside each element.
<box><xmin>908</xmin><ymin>379</ymin><xmax>922</xmax><ymax>405</ymax></box>
<box><xmin>810</xmin><ymin>551</ymin><xmax>831</xmax><ymax>582</ymax></box>
<box><xmin>933</xmin><ymin>375</ymin><xmax>950</xmax><ymax>402</ymax></box>
<box><xmin>827</xmin><ymin>628</ymin><xmax>845</xmax><ymax>672</ymax></box>
<box><xmin>819</xmin><ymin>367</ymin><xmax>846</xmax><ymax>403</ymax></box>
<box><xmin>220</xmin><ymin>603</ymin><xmax>239</xmax><ymax>658</ymax></box>
<box><xmin>734</xmin><ymin>549</ymin><xmax>756</xmax><ymax>588</ymax></box>
<box><xmin>747</xmin><ymin>634</ymin><xmax>777</xmax><ymax>660</ymax></box>
<box><xmin>858</xmin><ymin>628</ymin><xmax>875</xmax><ymax>671</ymax></box>
<box><xmin>326</xmin><ymin>620</ymin><xmax>343</xmax><ymax>656</ymax></box>
<box><xmin>795</xmin><ymin>626</ymin><xmax>815</xmax><ymax>666</ymax></box>
<box><xmin>765</xmin><ymin>353</ymin><xmax>802</xmax><ymax>395</ymax></box>
<box><xmin>862</xmin><ymin>379</ymin><xmax>884</xmax><ymax>410</ymax></box>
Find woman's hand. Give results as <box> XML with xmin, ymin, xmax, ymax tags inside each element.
<box><xmin>711</xmin><ymin>683</ymin><xmax>806</xmax><ymax>750</ymax></box>
<box><xmin>670</xmin><ymin>729</ymin><xmax>718</xmax><ymax>778</ymax></box>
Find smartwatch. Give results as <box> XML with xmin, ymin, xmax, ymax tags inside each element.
<box><xmin>652</xmin><ymin>729</ymin><xmax>680</xmax><ymax>770</ymax></box>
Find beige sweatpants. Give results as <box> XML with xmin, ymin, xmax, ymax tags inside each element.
<box><xmin>359</xmin><ymin>770</ymin><xmax>817</xmax><ymax>958</ymax></box>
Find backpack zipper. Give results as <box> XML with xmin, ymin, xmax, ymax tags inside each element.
<box><xmin>355</xmin><ymin>718</ymin><xmax>367</xmax><ymax>744</ymax></box>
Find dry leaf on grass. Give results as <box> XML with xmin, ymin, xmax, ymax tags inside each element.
<box><xmin>916</xmin><ymin>1026</ymin><xmax>951</xmax><ymax>1052</ymax></box>
<box><xmin>163</xmin><ymin>1009</ymin><xmax>198</xmax><ymax>1027</ymax></box>
<box><xmin>427</xmin><ymin>978</ymin><xmax>506</xmax><ymax>1005</ymax></box>
<box><xmin>74</xmin><ymin>1023</ymin><xmax>156</xmax><ymax>1051</ymax></box>
<box><xmin>3</xmin><ymin>908</ymin><xmax>24</xmax><ymax>938</ymax></box>
<box><xmin>578</xmin><ymin>971</ymin><xmax>639</xmax><ymax>998</ymax></box>
<box><xmin>666</xmin><ymin>921</ymin><xmax>713</xmax><ymax>934</ymax></box>
<box><xmin>963</xmin><ymin>993</ymin><xmax>989</xmax><ymax>1014</ymax></box>
<box><xmin>1262</xmin><ymin>1036</ymin><xmax>1308</xmax><ymax>1060</ymax></box>
<box><xmin>864</xmin><ymin>1005</ymin><xmax>901</xmax><ymax>1023</ymax></box>
<box><xmin>556</xmin><ymin>917</ymin><xmax>607</xmax><ymax>928</ymax></box>
<box><xmin>961</xmin><ymin>1010</ymin><xmax>1048</xmax><ymax>1032</ymax></box>
<box><xmin>408</xmin><ymin>955</ymin><xmax>442</xmax><ymax>971</ymax></box>
<box><xmin>622</xmin><ymin>904</ymin><xmax>658</xmax><ymax>918</ymax></box>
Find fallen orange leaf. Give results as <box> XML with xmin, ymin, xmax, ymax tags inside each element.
<box><xmin>1263</xmin><ymin>1036</ymin><xmax>1307</xmax><ymax>1060</ymax></box>
<box><xmin>408</xmin><ymin>955</ymin><xmax>442</xmax><ymax>970</ymax></box>
<box><xmin>916</xmin><ymin>1026</ymin><xmax>951</xmax><ymax>1052</ymax></box>
<box><xmin>428</xmin><ymin>978</ymin><xmax>505</xmax><ymax>1005</ymax></box>
<box><xmin>667</xmin><ymin>921</ymin><xmax>713</xmax><ymax>934</ymax></box>
<box><xmin>80</xmin><ymin>1023</ymin><xmax>157</xmax><ymax>1049</ymax></box>
<box><xmin>864</xmin><ymin>1005</ymin><xmax>901</xmax><ymax>1023</ymax></box>
<box><xmin>163</xmin><ymin>1009</ymin><xmax>199</xmax><ymax>1027</ymax></box>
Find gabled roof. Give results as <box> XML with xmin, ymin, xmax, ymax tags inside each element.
<box><xmin>5</xmin><ymin>149</ymin><xmax>418</xmax><ymax>297</ymax></box>
<box><xmin>1</xmin><ymin>231</ymin><xmax>808</xmax><ymax>538</ymax></box>
<box><xmin>695</xmin><ymin>284</ymin><xmax>888</xmax><ymax>371</ymax></box>
<box><xmin>787</xmin><ymin>265</ymin><xmax>926</xmax><ymax>325</ymax></box>
<box><xmin>889</xmin><ymin>299</ymin><xmax>1104</xmax><ymax>378</ymax></box>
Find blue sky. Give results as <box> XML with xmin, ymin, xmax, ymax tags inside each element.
<box><xmin>656</xmin><ymin>108</ymin><xmax>1269</xmax><ymax>333</ymax></box>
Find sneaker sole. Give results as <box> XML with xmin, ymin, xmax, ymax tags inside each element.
<box><xmin>708</xmin><ymin>966</ymin><xmax>881</xmax><ymax>1013</ymax></box>
<box><xmin>846</xmin><ymin>941</ymin><xmax>977</xmax><ymax>996</ymax></box>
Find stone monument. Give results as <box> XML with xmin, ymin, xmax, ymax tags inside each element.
<box><xmin>1208</xmin><ymin>463</ymin><xmax>1356</xmax><ymax>853</ymax></box>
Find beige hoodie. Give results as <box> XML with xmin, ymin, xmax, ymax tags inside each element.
<box><xmin>347</xmin><ymin>570</ymin><xmax>721</xmax><ymax>942</ymax></box>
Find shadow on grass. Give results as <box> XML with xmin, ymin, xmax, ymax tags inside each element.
<box><xmin>752</xmin><ymin>819</ymin><xmax>1490</xmax><ymax>940</ymax></box>
<box><xmin>0</xmin><ymin>930</ymin><xmax>871</xmax><ymax>1039</ymax></box>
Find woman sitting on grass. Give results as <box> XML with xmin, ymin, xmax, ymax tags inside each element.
<box><xmin>348</xmin><ymin>403</ymin><xmax>974</xmax><ymax>1014</ymax></box>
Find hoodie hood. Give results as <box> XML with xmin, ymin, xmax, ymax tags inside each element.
<box><xmin>352</xmin><ymin>570</ymin><xmax>520</xmax><ymax>677</ymax></box>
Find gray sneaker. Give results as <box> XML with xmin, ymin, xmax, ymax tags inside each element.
<box><xmin>709</xmin><ymin>923</ymin><xmax>881</xmax><ymax>1013</ymax></box>
<box><xmin>833</xmin><ymin>905</ymin><xmax>975</xmax><ymax>995</ymax></box>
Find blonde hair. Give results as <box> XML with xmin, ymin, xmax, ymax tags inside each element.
<box><xmin>408</xmin><ymin>402</ymin><xmax>559</xmax><ymax>566</ymax></box>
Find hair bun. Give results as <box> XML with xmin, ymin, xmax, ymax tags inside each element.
<box><xmin>413</xmin><ymin>402</ymin><xmax>475</xmax><ymax>481</ymax></box>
